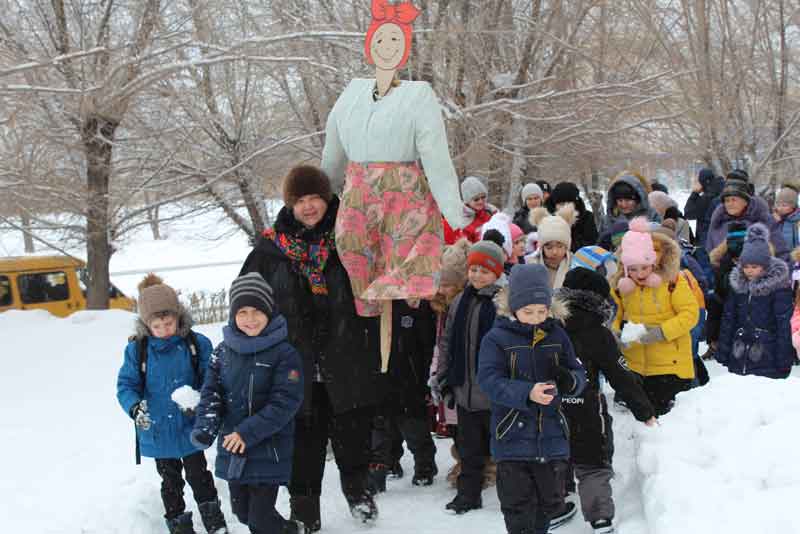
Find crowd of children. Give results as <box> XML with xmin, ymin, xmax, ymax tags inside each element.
<box><xmin>117</xmin><ymin>167</ymin><xmax>799</xmax><ymax>534</ymax></box>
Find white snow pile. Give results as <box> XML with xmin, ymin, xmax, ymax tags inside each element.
<box><xmin>635</xmin><ymin>373</ymin><xmax>800</xmax><ymax>534</ymax></box>
<box><xmin>171</xmin><ymin>385</ymin><xmax>201</xmax><ymax>411</ymax></box>
<box><xmin>621</xmin><ymin>322</ymin><xmax>648</xmax><ymax>344</ymax></box>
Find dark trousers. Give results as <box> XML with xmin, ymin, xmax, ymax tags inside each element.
<box><xmin>455</xmin><ymin>406</ymin><xmax>491</xmax><ymax>502</ymax></box>
<box><xmin>496</xmin><ymin>460</ymin><xmax>563</xmax><ymax>534</ymax></box>
<box><xmin>372</xmin><ymin>407</ymin><xmax>437</xmax><ymax>475</ymax></box>
<box><xmin>155</xmin><ymin>451</ymin><xmax>218</xmax><ymax>520</ymax></box>
<box><xmin>229</xmin><ymin>483</ymin><xmax>285</xmax><ymax>533</ymax></box>
<box><xmin>290</xmin><ymin>382</ymin><xmax>374</xmax><ymax>502</ymax></box>
<box><xmin>641</xmin><ymin>374</ymin><xmax>693</xmax><ymax>416</ymax></box>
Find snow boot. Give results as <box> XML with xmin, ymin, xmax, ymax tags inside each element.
<box><xmin>282</xmin><ymin>519</ymin><xmax>307</xmax><ymax>534</ymax></box>
<box><xmin>368</xmin><ymin>463</ymin><xmax>388</xmax><ymax>494</ymax></box>
<box><xmin>197</xmin><ymin>499</ymin><xmax>228</xmax><ymax>534</ymax></box>
<box><xmin>346</xmin><ymin>494</ymin><xmax>379</xmax><ymax>525</ymax></box>
<box><xmin>289</xmin><ymin>495</ymin><xmax>321</xmax><ymax>533</ymax></box>
<box><xmin>166</xmin><ymin>512</ymin><xmax>196</xmax><ymax>534</ymax></box>
<box><xmin>388</xmin><ymin>460</ymin><xmax>404</xmax><ymax>479</ymax></box>
<box><xmin>412</xmin><ymin>463</ymin><xmax>438</xmax><ymax>486</ymax></box>
<box><xmin>548</xmin><ymin>502</ymin><xmax>577</xmax><ymax>530</ymax></box>
<box><xmin>445</xmin><ymin>494</ymin><xmax>482</xmax><ymax>515</ymax></box>
<box><xmin>591</xmin><ymin>518</ymin><xmax>615</xmax><ymax>533</ymax></box>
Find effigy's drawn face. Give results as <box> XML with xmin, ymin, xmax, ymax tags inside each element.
<box><xmin>371</xmin><ymin>23</ymin><xmax>406</xmax><ymax>70</ymax></box>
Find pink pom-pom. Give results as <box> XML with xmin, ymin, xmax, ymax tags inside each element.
<box><xmin>628</xmin><ymin>217</ymin><xmax>651</xmax><ymax>233</ymax></box>
<box><xmin>645</xmin><ymin>273</ymin><xmax>662</xmax><ymax>288</ymax></box>
<box><xmin>617</xmin><ymin>277</ymin><xmax>636</xmax><ymax>295</ymax></box>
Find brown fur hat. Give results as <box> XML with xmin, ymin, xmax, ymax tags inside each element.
<box><xmin>282</xmin><ymin>165</ymin><xmax>333</xmax><ymax>208</ymax></box>
<box><xmin>137</xmin><ymin>273</ymin><xmax>179</xmax><ymax>323</ymax></box>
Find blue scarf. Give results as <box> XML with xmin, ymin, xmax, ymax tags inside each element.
<box><xmin>223</xmin><ymin>314</ymin><xmax>289</xmax><ymax>355</ymax></box>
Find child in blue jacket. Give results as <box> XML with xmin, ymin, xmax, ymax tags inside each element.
<box><xmin>191</xmin><ymin>273</ymin><xmax>305</xmax><ymax>534</ymax></box>
<box><xmin>116</xmin><ymin>274</ymin><xmax>227</xmax><ymax>534</ymax></box>
<box><xmin>717</xmin><ymin>223</ymin><xmax>794</xmax><ymax>378</ymax></box>
<box><xmin>478</xmin><ymin>264</ymin><xmax>586</xmax><ymax>534</ymax></box>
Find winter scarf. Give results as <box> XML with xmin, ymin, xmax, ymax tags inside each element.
<box><xmin>223</xmin><ymin>314</ymin><xmax>290</xmax><ymax>354</ymax></box>
<box><xmin>266</xmin><ymin>205</ymin><xmax>337</xmax><ymax>296</ymax></box>
<box><xmin>447</xmin><ymin>284</ymin><xmax>498</xmax><ymax>388</ymax></box>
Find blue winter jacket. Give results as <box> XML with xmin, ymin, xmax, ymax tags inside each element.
<box><xmin>717</xmin><ymin>258</ymin><xmax>794</xmax><ymax>379</ymax></box>
<box><xmin>774</xmin><ymin>209</ymin><xmax>800</xmax><ymax>252</ymax></box>
<box><xmin>192</xmin><ymin>314</ymin><xmax>303</xmax><ymax>485</ymax></box>
<box><xmin>478</xmin><ymin>312</ymin><xmax>586</xmax><ymax>463</ymax></box>
<box><xmin>116</xmin><ymin>310</ymin><xmax>213</xmax><ymax>459</ymax></box>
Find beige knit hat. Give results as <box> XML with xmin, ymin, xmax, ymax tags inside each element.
<box><xmin>529</xmin><ymin>204</ymin><xmax>575</xmax><ymax>249</ymax></box>
<box><xmin>439</xmin><ymin>238</ymin><xmax>471</xmax><ymax>286</ymax></box>
<box><xmin>137</xmin><ymin>274</ymin><xmax>179</xmax><ymax>323</ymax></box>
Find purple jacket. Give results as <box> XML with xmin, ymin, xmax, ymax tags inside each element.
<box><xmin>705</xmin><ymin>196</ymin><xmax>788</xmax><ymax>260</ymax></box>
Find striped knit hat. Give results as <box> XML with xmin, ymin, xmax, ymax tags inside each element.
<box><xmin>571</xmin><ymin>246</ymin><xmax>617</xmax><ymax>273</ymax></box>
<box><xmin>229</xmin><ymin>272</ymin><xmax>276</xmax><ymax>319</ymax></box>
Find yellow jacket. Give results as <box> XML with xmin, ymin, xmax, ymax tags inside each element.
<box><xmin>610</xmin><ymin>231</ymin><xmax>698</xmax><ymax>379</ymax></box>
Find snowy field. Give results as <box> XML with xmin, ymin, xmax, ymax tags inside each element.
<box><xmin>2</xmin><ymin>309</ymin><xmax>799</xmax><ymax>534</ymax></box>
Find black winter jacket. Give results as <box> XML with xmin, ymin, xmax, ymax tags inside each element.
<box><xmin>556</xmin><ymin>288</ymin><xmax>655</xmax><ymax>465</ymax></box>
<box><xmin>239</xmin><ymin>197</ymin><xmax>381</xmax><ymax>416</ymax></box>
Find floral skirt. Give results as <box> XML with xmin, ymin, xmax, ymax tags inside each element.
<box><xmin>335</xmin><ymin>161</ymin><xmax>444</xmax><ymax>317</ymax></box>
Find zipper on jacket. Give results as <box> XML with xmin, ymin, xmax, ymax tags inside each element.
<box><xmin>248</xmin><ymin>373</ymin><xmax>254</xmax><ymax>417</ymax></box>
<box><xmin>273</xmin><ymin>442</ymin><xmax>280</xmax><ymax>463</ymax></box>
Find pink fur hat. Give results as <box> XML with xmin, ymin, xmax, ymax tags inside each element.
<box><xmin>617</xmin><ymin>217</ymin><xmax>661</xmax><ymax>295</ymax></box>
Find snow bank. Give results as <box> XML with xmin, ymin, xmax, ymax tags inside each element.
<box><xmin>635</xmin><ymin>373</ymin><xmax>800</xmax><ymax>534</ymax></box>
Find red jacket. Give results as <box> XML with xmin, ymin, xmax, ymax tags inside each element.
<box><xmin>444</xmin><ymin>207</ymin><xmax>495</xmax><ymax>244</ymax></box>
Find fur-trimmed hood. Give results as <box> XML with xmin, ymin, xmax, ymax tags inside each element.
<box><xmin>606</xmin><ymin>172</ymin><xmax>652</xmax><ymax>214</ymax></box>
<box><xmin>494</xmin><ymin>285</ymin><xmax>569</xmax><ymax>322</ymax></box>
<box><xmin>133</xmin><ymin>303</ymin><xmax>194</xmax><ymax>340</ymax></box>
<box><xmin>729</xmin><ymin>257</ymin><xmax>790</xmax><ymax>296</ymax></box>
<box><xmin>553</xmin><ymin>288</ymin><xmax>615</xmax><ymax>326</ymax></box>
<box><xmin>609</xmin><ymin>229</ymin><xmax>681</xmax><ymax>289</ymax></box>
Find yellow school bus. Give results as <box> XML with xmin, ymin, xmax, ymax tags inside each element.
<box><xmin>0</xmin><ymin>256</ymin><xmax>136</xmax><ymax>317</ymax></box>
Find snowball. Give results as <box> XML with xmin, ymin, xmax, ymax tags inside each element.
<box><xmin>621</xmin><ymin>322</ymin><xmax>647</xmax><ymax>344</ymax></box>
<box><xmin>171</xmin><ymin>385</ymin><xmax>201</xmax><ymax>411</ymax></box>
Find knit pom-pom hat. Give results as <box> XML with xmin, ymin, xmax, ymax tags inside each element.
<box><xmin>617</xmin><ymin>217</ymin><xmax>661</xmax><ymax>295</ymax></box>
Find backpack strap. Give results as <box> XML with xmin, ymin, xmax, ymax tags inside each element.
<box><xmin>137</xmin><ymin>335</ymin><xmax>149</xmax><ymax>389</ymax></box>
<box><xmin>185</xmin><ymin>330</ymin><xmax>201</xmax><ymax>387</ymax></box>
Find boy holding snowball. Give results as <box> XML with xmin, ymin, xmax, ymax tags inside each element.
<box><xmin>116</xmin><ymin>274</ymin><xmax>227</xmax><ymax>534</ymax></box>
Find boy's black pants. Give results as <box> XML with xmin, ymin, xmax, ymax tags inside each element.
<box><xmin>290</xmin><ymin>382</ymin><xmax>374</xmax><ymax>500</ymax></box>
<box><xmin>640</xmin><ymin>374</ymin><xmax>693</xmax><ymax>416</ymax></box>
<box><xmin>155</xmin><ymin>451</ymin><xmax>218</xmax><ymax>520</ymax></box>
<box><xmin>229</xmin><ymin>483</ymin><xmax>286</xmax><ymax>533</ymax></box>
<box><xmin>372</xmin><ymin>404</ymin><xmax>436</xmax><ymax>475</ymax></box>
<box><xmin>455</xmin><ymin>406</ymin><xmax>491</xmax><ymax>503</ymax></box>
<box><xmin>496</xmin><ymin>460</ymin><xmax>563</xmax><ymax>534</ymax></box>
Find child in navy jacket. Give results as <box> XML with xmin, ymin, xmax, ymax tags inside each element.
<box><xmin>116</xmin><ymin>274</ymin><xmax>227</xmax><ymax>534</ymax></box>
<box><xmin>478</xmin><ymin>264</ymin><xmax>586</xmax><ymax>534</ymax></box>
<box><xmin>192</xmin><ymin>273</ymin><xmax>304</xmax><ymax>534</ymax></box>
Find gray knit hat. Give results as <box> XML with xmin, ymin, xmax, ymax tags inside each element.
<box><xmin>509</xmin><ymin>263</ymin><xmax>552</xmax><ymax>313</ymax></box>
<box><xmin>461</xmin><ymin>176</ymin><xmax>488</xmax><ymax>202</ymax></box>
<box><xmin>229</xmin><ymin>272</ymin><xmax>276</xmax><ymax>318</ymax></box>
<box><xmin>520</xmin><ymin>183</ymin><xmax>543</xmax><ymax>203</ymax></box>
<box><xmin>137</xmin><ymin>274</ymin><xmax>179</xmax><ymax>324</ymax></box>
<box><xmin>739</xmin><ymin>223</ymin><xmax>772</xmax><ymax>268</ymax></box>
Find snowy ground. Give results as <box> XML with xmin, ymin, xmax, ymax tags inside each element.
<box><xmin>3</xmin><ymin>308</ymin><xmax>799</xmax><ymax>534</ymax></box>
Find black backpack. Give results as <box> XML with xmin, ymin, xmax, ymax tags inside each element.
<box><xmin>132</xmin><ymin>331</ymin><xmax>201</xmax><ymax>464</ymax></box>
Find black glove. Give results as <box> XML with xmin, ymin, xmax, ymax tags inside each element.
<box><xmin>553</xmin><ymin>366</ymin><xmax>576</xmax><ymax>395</ymax></box>
<box><xmin>190</xmin><ymin>429</ymin><xmax>214</xmax><ymax>450</ymax></box>
<box><xmin>131</xmin><ymin>401</ymin><xmax>152</xmax><ymax>430</ymax></box>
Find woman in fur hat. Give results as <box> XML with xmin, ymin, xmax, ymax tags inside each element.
<box><xmin>610</xmin><ymin>218</ymin><xmax>698</xmax><ymax>416</ymax></box>
<box><xmin>717</xmin><ymin>223</ymin><xmax>794</xmax><ymax>378</ymax></box>
<box><xmin>240</xmin><ymin>165</ymin><xmax>381</xmax><ymax>530</ymax></box>
<box><xmin>524</xmin><ymin>204</ymin><xmax>576</xmax><ymax>288</ymax></box>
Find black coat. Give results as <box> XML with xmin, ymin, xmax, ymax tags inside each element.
<box><xmin>512</xmin><ymin>206</ymin><xmax>536</xmax><ymax>234</ymax></box>
<box><xmin>239</xmin><ymin>197</ymin><xmax>381</xmax><ymax>416</ymax></box>
<box><xmin>381</xmin><ymin>299</ymin><xmax>437</xmax><ymax>416</ymax></box>
<box><xmin>557</xmin><ymin>289</ymin><xmax>655</xmax><ymax>465</ymax></box>
<box><xmin>544</xmin><ymin>187</ymin><xmax>598</xmax><ymax>252</ymax></box>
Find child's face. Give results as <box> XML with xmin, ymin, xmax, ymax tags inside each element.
<box><xmin>627</xmin><ymin>264</ymin><xmax>655</xmax><ymax>285</ymax></box>
<box><xmin>724</xmin><ymin>196</ymin><xmax>748</xmax><ymax>217</ymax></box>
<box><xmin>542</xmin><ymin>242</ymin><xmax>567</xmax><ymax>267</ymax></box>
<box><xmin>776</xmin><ymin>202</ymin><xmax>795</xmax><ymax>217</ymax></box>
<box><xmin>515</xmin><ymin>303</ymin><xmax>548</xmax><ymax>325</ymax></box>
<box><xmin>468</xmin><ymin>264</ymin><xmax>498</xmax><ymax>290</ymax></box>
<box><xmin>235</xmin><ymin>306</ymin><xmax>269</xmax><ymax>337</ymax></box>
<box><xmin>525</xmin><ymin>195</ymin><xmax>542</xmax><ymax>209</ymax></box>
<box><xmin>742</xmin><ymin>263</ymin><xmax>765</xmax><ymax>280</ymax></box>
<box><xmin>149</xmin><ymin>314</ymin><xmax>177</xmax><ymax>338</ymax></box>
<box><xmin>512</xmin><ymin>236</ymin><xmax>526</xmax><ymax>258</ymax></box>
<box><xmin>616</xmin><ymin>197</ymin><xmax>637</xmax><ymax>214</ymax></box>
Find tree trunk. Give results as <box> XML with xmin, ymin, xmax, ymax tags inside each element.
<box><xmin>20</xmin><ymin>212</ymin><xmax>35</xmax><ymax>253</ymax></box>
<box><xmin>82</xmin><ymin>116</ymin><xmax>117</xmax><ymax>310</ymax></box>
<box><xmin>143</xmin><ymin>190</ymin><xmax>162</xmax><ymax>240</ymax></box>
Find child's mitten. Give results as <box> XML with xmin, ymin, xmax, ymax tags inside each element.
<box><xmin>132</xmin><ymin>401</ymin><xmax>152</xmax><ymax>431</ymax></box>
<box><xmin>553</xmin><ymin>365</ymin><xmax>577</xmax><ymax>394</ymax></box>
<box><xmin>639</xmin><ymin>326</ymin><xmax>665</xmax><ymax>345</ymax></box>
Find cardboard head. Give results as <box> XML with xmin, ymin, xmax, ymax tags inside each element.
<box><xmin>364</xmin><ymin>0</ymin><xmax>420</xmax><ymax>70</ymax></box>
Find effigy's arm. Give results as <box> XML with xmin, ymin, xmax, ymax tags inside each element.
<box><xmin>321</xmin><ymin>105</ymin><xmax>348</xmax><ymax>194</ymax></box>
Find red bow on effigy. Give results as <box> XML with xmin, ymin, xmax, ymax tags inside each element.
<box><xmin>371</xmin><ymin>0</ymin><xmax>420</xmax><ymax>25</ymax></box>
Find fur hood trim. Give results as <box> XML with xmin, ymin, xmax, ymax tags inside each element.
<box><xmin>609</xmin><ymin>229</ymin><xmax>680</xmax><ymax>290</ymax></box>
<box><xmin>133</xmin><ymin>302</ymin><xmax>194</xmax><ymax>340</ymax></box>
<box><xmin>729</xmin><ymin>257</ymin><xmax>790</xmax><ymax>296</ymax></box>
<box><xmin>553</xmin><ymin>287</ymin><xmax>615</xmax><ymax>325</ymax></box>
<box><xmin>494</xmin><ymin>285</ymin><xmax>569</xmax><ymax>322</ymax></box>
<box><xmin>709</xmin><ymin>241</ymin><xmax>729</xmax><ymax>267</ymax></box>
